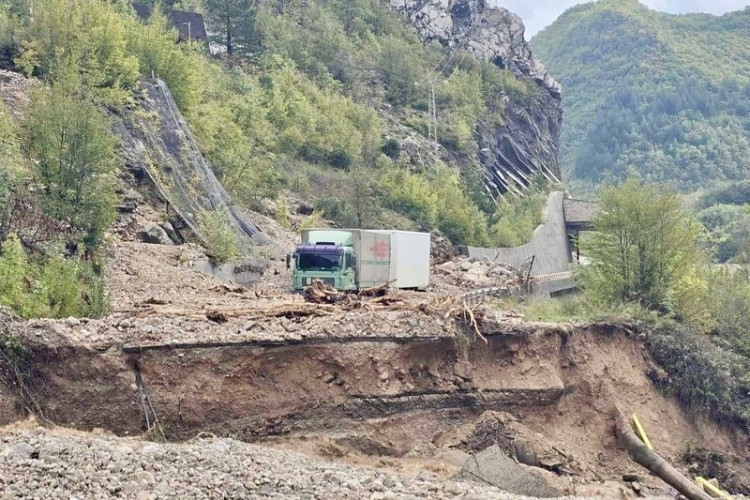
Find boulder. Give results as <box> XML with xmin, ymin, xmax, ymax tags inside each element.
<box><xmin>137</xmin><ymin>223</ymin><xmax>173</xmax><ymax>245</ymax></box>
<box><xmin>462</xmin><ymin>444</ymin><xmax>561</xmax><ymax>498</ymax></box>
<box><xmin>160</xmin><ymin>221</ymin><xmax>183</xmax><ymax>245</ymax></box>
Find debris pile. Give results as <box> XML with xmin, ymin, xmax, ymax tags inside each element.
<box><xmin>433</xmin><ymin>257</ymin><xmax>524</xmax><ymax>289</ymax></box>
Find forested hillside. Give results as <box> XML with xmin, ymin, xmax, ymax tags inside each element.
<box><xmin>1</xmin><ymin>0</ymin><xmax>554</xmax><ymax>253</ymax></box>
<box><xmin>531</xmin><ymin>0</ymin><xmax>750</xmax><ymax>190</ymax></box>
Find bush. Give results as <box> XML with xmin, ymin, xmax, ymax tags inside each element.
<box><xmin>705</xmin><ymin>268</ymin><xmax>750</xmax><ymax>354</ymax></box>
<box><xmin>314</xmin><ymin>196</ymin><xmax>358</xmax><ymax>228</ymax></box>
<box><xmin>126</xmin><ymin>10</ymin><xmax>204</xmax><ymax>110</ymax></box>
<box><xmin>197</xmin><ymin>209</ymin><xmax>240</xmax><ymax>264</ymax></box>
<box><xmin>0</xmin><ymin>234</ymin><xmax>28</xmax><ymax>314</ymax></box>
<box><xmin>491</xmin><ymin>177</ymin><xmax>549</xmax><ymax>247</ymax></box>
<box><xmin>24</xmin><ymin>79</ymin><xmax>118</xmax><ymax>249</ymax></box>
<box><xmin>0</xmin><ymin>234</ymin><xmax>109</xmax><ymax>318</ymax></box>
<box><xmin>647</xmin><ymin>326</ymin><xmax>750</xmax><ymax>429</ymax></box>
<box><xmin>13</xmin><ymin>0</ymin><xmax>139</xmax><ymax>99</ymax></box>
<box><xmin>380</xmin><ymin>168</ymin><xmax>438</xmax><ymax>229</ymax></box>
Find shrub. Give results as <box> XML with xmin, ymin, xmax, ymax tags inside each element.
<box><xmin>197</xmin><ymin>209</ymin><xmax>241</xmax><ymax>264</ymax></box>
<box><xmin>14</xmin><ymin>0</ymin><xmax>139</xmax><ymax>99</ymax></box>
<box><xmin>491</xmin><ymin>178</ymin><xmax>549</xmax><ymax>247</ymax></box>
<box><xmin>705</xmin><ymin>268</ymin><xmax>750</xmax><ymax>354</ymax></box>
<box><xmin>380</xmin><ymin>168</ymin><xmax>438</xmax><ymax>229</ymax></box>
<box><xmin>24</xmin><ymin>79</ymin><xmax>118</xmax><ymax>249</ymax></box>
<box><xmin>0</xmin><ymin>234</ymin><xmax>28</xmax><ymax>314</ymax></box>
<box><xmin>275</xmin><ymin>196</ymin><xmax>290</xmax><ymax>229</ymax></box>
<box><xmin>0</xmin><ymin>234</ymin><xmax>109</xmax><ymax>318</ymax></box>
<box><xmin>126</xmin><ymin>10</ymin><xmax>204</xmax><ymax>110</ymax></box>
<box><xmin>647</xmin><ymin>326</ymin><xmax>750</xmax><ymax>429</ymax></box>
<box><xmin>382</xmin><ymin>138</ymin><xmax>401</xmax><ymax>159</ymax></box>
<box><xmin>299</xmin><ymin>209</ymin><xmax>325</xmax><ymax>230</ymax></box>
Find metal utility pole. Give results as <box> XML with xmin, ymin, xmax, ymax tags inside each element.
<box><xmin>428</xmin><ymin>81</ymin><xmax>437</xmax><ymax>145</ymax></box>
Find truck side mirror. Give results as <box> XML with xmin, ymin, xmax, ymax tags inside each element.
<box><xmin>286</xmin><ymin>253</ymin><xmax>291</xmax><ymax>269</ymax></box>
<box><xmin>350</xmin><ymin>255</ymin><xmax>357</xmax><ymax>269</ymax></box>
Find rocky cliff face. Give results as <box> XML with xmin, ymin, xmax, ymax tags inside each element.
<box><xmin>390</xmin><ymin>0</ymin><xmax>562</xmax><ymax>196</ymax></box>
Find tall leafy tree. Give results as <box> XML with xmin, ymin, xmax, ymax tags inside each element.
<box><xmin>579</xmin><ymin>178</ymin><xmax>706</xmax><ymax>319</ymax></box>
<box><xmin>23</xmin><ymin>73</ymin><xmax>117</xmax><ymax>248</ymax></box>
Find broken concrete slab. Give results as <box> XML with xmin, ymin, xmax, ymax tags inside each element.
<box><xmin>461</xmin><ymin>444</ymin><xmax>562</xmax><ymax>498</ymax></box>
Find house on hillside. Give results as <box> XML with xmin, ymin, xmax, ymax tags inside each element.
<box><xmin>132</xmin><ymin>3</ymin><xmax>207</xmax><ymax>43</ymax></box>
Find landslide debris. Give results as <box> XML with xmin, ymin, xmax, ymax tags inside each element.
<box><xmin>0</xmin><ymin>424</ymin><xmax>539</xmax><ymax>500</ymax></box>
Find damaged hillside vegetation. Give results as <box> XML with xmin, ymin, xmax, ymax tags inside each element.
<box><xmin>0</xmin><ymin>0</ymin><xmax>546</xmax><ymax>251</ymax></box>
<box><xmin>0</xmin><ymin>0</ymin><xmax>557</xmax><ymax>320</ymax></box>
<box><xmin>0</xmin><ymin>0</ymin><xmax>749</xmax><ymax>498</ymax></box>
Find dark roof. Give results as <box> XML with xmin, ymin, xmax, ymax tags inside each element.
<box><xmin>169</xmin><ymin>10</ymin><xmax>207</xmax><ymax>41</ymax></box>
<box><xmin>563</xmin><ymin>198</ymin><xmax>600</xmax><ymax>228</ymax></box>
<box><xmin>132</xmin><ymin>3</ymin><xmax>207</xmax><ymax>42</ymax></box>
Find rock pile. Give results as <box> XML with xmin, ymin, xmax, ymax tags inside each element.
<box><xmin>433</xmin><ymin>257</ymin><xmax>522</xmax><ymax>289</ymax></box>
<box><xmin>0</xmin><ymin>426</ymin><xmax>535</xmax><ymax>499</ymax></box>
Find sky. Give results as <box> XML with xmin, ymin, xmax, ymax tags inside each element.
<box><xmin>490</xmin><ymin>0</ymin><xmax>750</xmax><ymax>38</ymax></box>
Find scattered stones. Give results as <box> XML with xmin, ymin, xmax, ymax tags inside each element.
<box><xmin>0</xmin><ymin>428</ymin><xmax>535</xmax><ymax>499</ymax></box>
<box><xmin>433</xmin><ymin>256</ymin><xmax>523</xmax><ymax>290</ymax></box>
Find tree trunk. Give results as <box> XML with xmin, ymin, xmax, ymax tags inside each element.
<box><xmin>614</xmin><ymin>412</ymin><xmax>712</xmax><ymax>500</ymax></box>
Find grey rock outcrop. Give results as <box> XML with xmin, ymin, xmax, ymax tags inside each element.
<box><xmin>390</xmin><ymin>0</ymin><xmax>562</xmax><ymax>195</ymax></box>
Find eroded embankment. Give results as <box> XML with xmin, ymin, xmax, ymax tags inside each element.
<box><xmin>7</xmin><ymin>329</ymin><xmax>563</xmax><ymax>438</ymax></box>
<box><xmin>3</xmin><ymin>320</ymin><xmax>750</xmax><ymax>493</ymax></box>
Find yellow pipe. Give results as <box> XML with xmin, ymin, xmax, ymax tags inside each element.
<box><xmin>695</xmin><ymin>476</ymin><xmax>732</xmax><ymax>499</ymax></box>
<box><xmin>631</xmin><ymin>413</ymin><xmax>653</xmax><ymax>450</ymax></box>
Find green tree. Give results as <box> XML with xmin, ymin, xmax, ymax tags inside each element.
<box><xmin>0</xmin><ymin>234</ymin><xmax>28</xmax><ymax>313</ymax></box>
<box><xmin>204</xmin><ymin>0</ymin><xmax>258</xmax><ymax>55</ymax></box>
<box><xmin>579</xmin><ymin>178</ymin><xmax>706</xmax><ymax>319</ymax></box>
<box><xmin>126</xmin><ymin>9</ymin><xmax>204</xmax><ymax>110</ymax></box>
<box><xmin>13</xmin><ymin>0</ymin><xmax>139</xmax><ymax>97</ymax></box>
<box><xmin>24</xmin><ymin>79</ymin><xmax>117</xmax><ymax>248</ymax></box>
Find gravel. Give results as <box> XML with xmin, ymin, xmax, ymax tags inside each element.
<box><xmin>0</xmin><ymin>427</ymin><xmax>543</xmax><ymax>499</ymax></box>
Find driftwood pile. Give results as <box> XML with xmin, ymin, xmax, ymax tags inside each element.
<box><xmin>251</xmin><ymin>280</ymin><xmax>487</xmax><ymax>341</ymax></box>
<box><xmin>302</xmin><ymin>279</ymin><xmax>393</xmax><ymax>304</ymax></box>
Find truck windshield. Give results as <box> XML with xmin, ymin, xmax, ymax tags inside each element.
<box><xmin>297</xmin><ymin>253</ymin><xmax>341</xmax><ymax>271</ymax></box>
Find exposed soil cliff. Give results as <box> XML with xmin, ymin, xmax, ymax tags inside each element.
<box><xmin>3</xmin><ymin>306</ymin><xmax>749</xmax><ymax>497</ymax></box>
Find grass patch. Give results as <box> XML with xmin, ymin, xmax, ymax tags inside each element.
<box><xmin>491</xmin><ymin>293</ymin><xmax>663</xmax><ymax>324</ymax></box>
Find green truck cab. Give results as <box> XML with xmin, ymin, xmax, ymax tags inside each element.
<box><xmin>288</xmin><ymin>229</ymin><xmax>430</xmax><ymax>292</ymax></box>
<box><xmin>290</xmin><ymin>243</ymin><xmax>357</xmax><ymax>291</ymax></box>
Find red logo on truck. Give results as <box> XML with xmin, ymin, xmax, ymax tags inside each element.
<box><xmin>369</xmin><ymin>242</ymin><xmax>390</xmax><ymax>259</ymax></box>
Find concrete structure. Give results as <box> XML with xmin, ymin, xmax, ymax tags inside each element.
<box><xmin>462</xmin><ymin>445</ymin><xmax>561</xmax><ymax>498</ymax></box>
<box><xmin>463</xmin><ymin>192</ymin><xmax>598</xmax><ymax>296</ymax></box>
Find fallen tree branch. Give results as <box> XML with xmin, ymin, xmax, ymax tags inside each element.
<box><xmin>613</xmin><ymin>411</ymin><xmax>712</xmax><ymax>500</ymax></box>
<box><xmin>358</xmin><ymin>280</ymin><xmax>395</xmax><ymax>297</ymax></box>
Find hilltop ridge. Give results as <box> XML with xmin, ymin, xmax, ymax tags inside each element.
<box><xmin>532</xmin><ymin>0</ymin><xmax>750</xmax><ymax>189</ymax></box>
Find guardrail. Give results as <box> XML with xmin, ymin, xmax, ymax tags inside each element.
<box><xmin>456</xmin><ymin>270</ymin><xmax>577</xmax><ymax>305</ymax></box>
<box><xmin>532</xmin><ymin>270</ymin><xmax>575</xmax><ymax>283</ymax></box>
<box><xmin>457</xmin><ymin>286</ymin><xmax>511</xmax><ymax>305</ymax></box>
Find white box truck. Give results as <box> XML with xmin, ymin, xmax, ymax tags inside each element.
<box><xmin>288</xmin><ymin>229</ymin><xmax>430</xmax><ymax>291</ymax></box>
